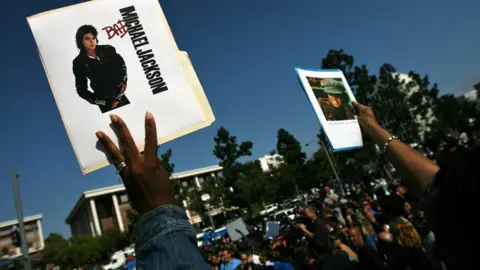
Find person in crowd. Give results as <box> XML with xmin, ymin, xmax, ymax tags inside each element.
<box><xmin>323</xmin><ymin>186</ymin><xmax>346</xmax><ymax>225</ymax></box>
<box><xmin>272</xmin><ymin>246</ymin><xmax>295</xmax><ymax>270</ymax></box>
<box><xmin>239</xmin><ymin>252</ymin><xmax>255</xmax><ymax>270</ymax></box>
<box><xmin>395</xmin><ymin>185</ymin><xmax>408</xmax><ymax>203</ymax></box>
<box><xmin>345</xmin><ymin>202</ymin><xmax>377</xmax><ymax>249</ymax></box>
<box><xmin>362</xmin><ymin>200</ymin><xmax>377</xmax><ymax>217</ymax></box>
<box><xmin>348</xmin><ymin>226</ymin><xmax>387</xmax><ymax>270</ymax></box>
<box><xmin>353</xmin><ymin>101</ymin><xmax>479</xmax><ymax>270</ymax></box>
<box><xmin>297</xmin><ymin>206</ymin><xmax>332</xmax><ymax>258</ymax></box>
<box><xmin>219</xmin><ymin>249</ymin><xmax>241</xmax><ymax>270</ymax></box>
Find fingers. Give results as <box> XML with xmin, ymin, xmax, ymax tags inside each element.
<box><xmin>95</xmin><ymin>131</ymin><xmax>129</xmax><ymax>180</ymax></box>
<box><xmin>110</xmin><ymin>114</ymin><xmax>141</xmax><ymax>164</ymax></box>
<box><xmin>144</xmin><ymin>112</ymin><xmax>158</xmax><ymax>161</ymax></box>
<box><xmin>352</xmin><ymin>100</ymin><xmax>365</xmax><ymax>110</ymax></box>
<box><xmin>353</xmin><ymin>101</ymin><xmax>371</xmax><ymax>115</ymax></box>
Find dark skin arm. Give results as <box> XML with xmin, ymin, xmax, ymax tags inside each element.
<box><xmin>353</xmin><ymin>101</ymin><xmax>440</xmax><ymax>197</ymax></box>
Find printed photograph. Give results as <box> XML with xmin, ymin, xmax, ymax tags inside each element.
<box><xmin>306</xmin><ymin>77</ymin><xmax>355</xmax><ymax>121</ymax></box>
<box><xmin>73</xmin><ymin>25</ymin><xmax>129</xmax><ymax>113</ymax></box>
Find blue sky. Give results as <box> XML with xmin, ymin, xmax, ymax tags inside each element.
<box><xmin>1</xmin><ymin>0</ymin><xmax>479</xmax><ymax>238</ymax></box>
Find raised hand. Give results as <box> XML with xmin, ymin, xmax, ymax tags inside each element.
<box><xmin>95</xmin><ymin>112</ymin><xmax>175</xmax><ymax>215</ymax></box>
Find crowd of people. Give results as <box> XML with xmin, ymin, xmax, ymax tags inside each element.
<box><xmin>197</xmin><ymin>181</ymin><xmax>445</xmax><ymax>270</ymax></box>
<box><xmin>95</xmin><ymin>101</ymin><xmax>479</xmax><ymax>270</ymax></box>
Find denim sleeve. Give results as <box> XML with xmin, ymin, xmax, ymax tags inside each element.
<box><xmin>134</xmin><ymin>205</ymin><xmax>211</xmax><ymax>270</ymax></box>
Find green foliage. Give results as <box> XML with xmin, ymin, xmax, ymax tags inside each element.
<box><xmin>276</xmin><ymin>128</ymin><xmax>306</xmax><ymax>165</ymax></box>
<box><xmin>213</xmin><ymin>127</ymin><xmax>254</xmax><ymax>207</ymax></box>
<box><xmin>41</xmin><ymin>233</ymin><xmax>69</xmax><ymax>265</ymax></box>
<box><xmin>42</xmin><ymin>230</ymin><xmax>131</xmax><ymax>268</ymax></box>
<box><xmin>429</xmin><ymin>95</ymin><xmax>479</xmax><ymax>140</ymax></box>
<box><xmin>234</xmin><ymin>161</ymin><xmax>271</xmax><ymax>207</ymax></box>
<box><xmin>213</xmin><ymin>127</ymin><xmax>253</xmax><ymax>187</ymax></box>
<box><xmin>159</xmin><ymin>148</ymin><xmax>175</xmax><ymax>176</ymax></box>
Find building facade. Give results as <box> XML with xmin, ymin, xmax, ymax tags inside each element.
<box><xmin>66</xmin><ymin>165</ymin><xmax>223</xmax><ymax>236</ymax></box>
<box><xmin>0</xmin><ymin>214</ymin><xmax>44</xmax><ymax>259</ymax></box>
<box><xmin>258</xmin><ymin>154</ymin><xmax>284</xmax><ymax>172</ymax></box>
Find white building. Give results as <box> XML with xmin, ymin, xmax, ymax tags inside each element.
<box><xmin>258</xmin><ymin>154</ymin><xmax>284</xmax><ymax>172</ymax></box>
<box><xmin>462</xmin><ymin>89</ymin><xmax>478</xmax><ymax>101</ymax></box>
<box><xmin>0</xmin><ymin>214</ymin><xmax>44</xmax><ymax>259</ymax></box>
<box><xmin>66</xmin><ymin>165</ymin><xmax>223</xmax><ymax>236</ymax></box>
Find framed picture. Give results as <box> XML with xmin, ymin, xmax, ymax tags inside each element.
<box><xmin>295</xmin><ymin>68</ymin><xmax>363</xmax><ymax>151</ymax></box>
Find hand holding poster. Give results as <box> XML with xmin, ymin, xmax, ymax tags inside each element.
<box><xmin>27</xmin><ymin>0</ymin><xmax>215</xmax><ymax>173</ymax></box>
<box><xmin>295</xmin><ymin>68</ymin><xmax>363</xmax><ymax>151</ymax></box>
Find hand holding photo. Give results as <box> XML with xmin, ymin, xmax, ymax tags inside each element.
<box><xmin>295</xmin><ymin>68</ymin><xmax>363</xmax><ymax>151</ymax></box>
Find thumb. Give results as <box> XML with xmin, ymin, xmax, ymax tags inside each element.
<box><xmin>352</xmin><ymin>100</ymin><xmax>363</xmax><ymax>109</ymax></box>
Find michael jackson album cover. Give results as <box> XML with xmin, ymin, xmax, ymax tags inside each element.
<box><xmin>28</xmin><ymin>0</ymin><xmax>215</xmax><ymax>174</ymax></box>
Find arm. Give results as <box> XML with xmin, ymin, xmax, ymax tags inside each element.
<box><xmin>354</xmin><ymin>102</ymin><xmax>440</xmax><ymax>197</ymax></box>
<box><xmin>72</xmin><ymin>59</ymin><xmax>98</xmax><ymax>104</ymax></box>
<box><xmin>327</xmin><ymin>194</ymin><xmax>338</xmax><ymax>202</ymax></box>
<box><xmin>95</xmin><ymin>113</ymin><xmax>210</xmax><ymax>270</ymax></box>
<box><xmin>135</xmin><ymin>205</ymin><xmax>210</xmax><ymax>270</ymax></box>
<box><xmin>338</xmin><ymin>243</ymin><xmax>358</xmax><ymax>261</ymax></box>
<box><xmin>298</xmin><ymin>224</ymin><xmax>314</xmax><ymax>239</ymax></box>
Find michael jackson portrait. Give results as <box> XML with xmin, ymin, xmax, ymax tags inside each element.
<box><xmin>72</xmin><ymin>25</ymin><xmax>129</xmax><ymax>113</ymax></box>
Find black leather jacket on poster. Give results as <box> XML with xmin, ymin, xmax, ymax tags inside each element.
<box><xmin>72</xmin><ymin>45</ymin><xmax>127</xmax><ymax>104</ymax></box>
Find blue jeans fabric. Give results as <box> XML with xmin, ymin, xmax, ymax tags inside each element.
<box><xmin>135</xmin><ymin>205</ymin><xmax>210</xmax><ymax>270</ymax></box>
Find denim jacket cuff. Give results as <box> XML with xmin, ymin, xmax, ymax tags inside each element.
<box><xmin>134</xmin><ymin>205</ymin><xmax>195</xmax><ymax>251</ymax></box>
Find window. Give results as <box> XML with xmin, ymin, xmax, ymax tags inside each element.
<box><xmin>119</xmin><ymin>194</ymin><xmax>129</xmax><ymax>203</ymax></box>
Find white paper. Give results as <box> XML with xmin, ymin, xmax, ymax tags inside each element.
<box><xmin>295</xmin><ymin>68</ymin><xmax>363</xmax><ymax>151</ymax></box>
<box><xmin>28</xmin><ymin>0</ymin><xmax>211</xmax><ymax>173</ymax></box>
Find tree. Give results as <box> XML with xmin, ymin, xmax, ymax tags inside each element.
<box><xmin>42</xmin><ymin>233</ymin><xmax>69</xmax><ymax>265</ymax></box>
<box><xmin>272</xmin><ymin>128</ymin><xmax>306</xmax><ymax>197</ymax></box>
<box><xmin>159</xmin><ymin>148</ymin><xmax>175</xmax><ymax>176</ymax></box>
<box><xmin>428</xmin><ymin>95</ymin><xmax>479</xmax><ymax>141</ymax></box>
<box><xmin>213</xmin><ymin>127</ymin><xmax>254</xmax><ymax>207</ymax></box>
<box><xmin>213</xmin><ymin>127</ymin><xmax>253</xmax><ymax>186</ymax></box>
<box><xmin>276</xmin><ymin>129</ymin><xmax>306</xmax><ymax>166</ymax></box>
<box><xmin>234</xmin><ymin>161</ymin><xmax>273</xmax><ymax>208</ymax></box>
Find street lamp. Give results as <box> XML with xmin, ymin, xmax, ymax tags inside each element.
<box><xmin>201</xmin><ymin>193</ymin><xmax>215</xmax><ymax>228</ymax></box>
<box><xmin>305</xmin><ymin>134</ymin><xmax>345</xmax><ymax>195</ymax></box>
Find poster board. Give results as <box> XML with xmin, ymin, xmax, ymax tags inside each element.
<box><xmin>27</xmin><ymin>0</ymin><xmax>215</xmax><ymax>173</ymax></box>
<box><xmin>226</xmin><ymin>218</ymin><xmax>249</xmax><ymax>242</ymax></box>
<box><xmin>264</xmin><ymin>221</ymin><xmax>280</xmax><ymax>240</ymax></box>
<box><xmin>295</xmin><ymin>68</ymin><xmax>363</xmax><ymax>151</ymax></box>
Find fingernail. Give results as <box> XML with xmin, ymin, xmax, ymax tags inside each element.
<box><xmin>110</xmin><ymin>114</ymin><xmax>119</xmax><ymax>123</ymax></box>
<box><xmin>95</xmin><ymin>132</ymin><xmax>103</xmax><ymax>140</ymax></box>
<box><xmin>146</xmin><ymin>111</ymin><xmax>153</xmax><ymax>120</ymax></box>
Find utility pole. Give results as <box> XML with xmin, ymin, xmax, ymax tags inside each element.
<box><xmin>305</xmin><ymin>134</ymin><xmax>345</xmax><ymax>196</ymax></box>
<box><xmin>11</xmin><ymin>170</ymin><xmax>31</xmax><ymax>270</ymax></box>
